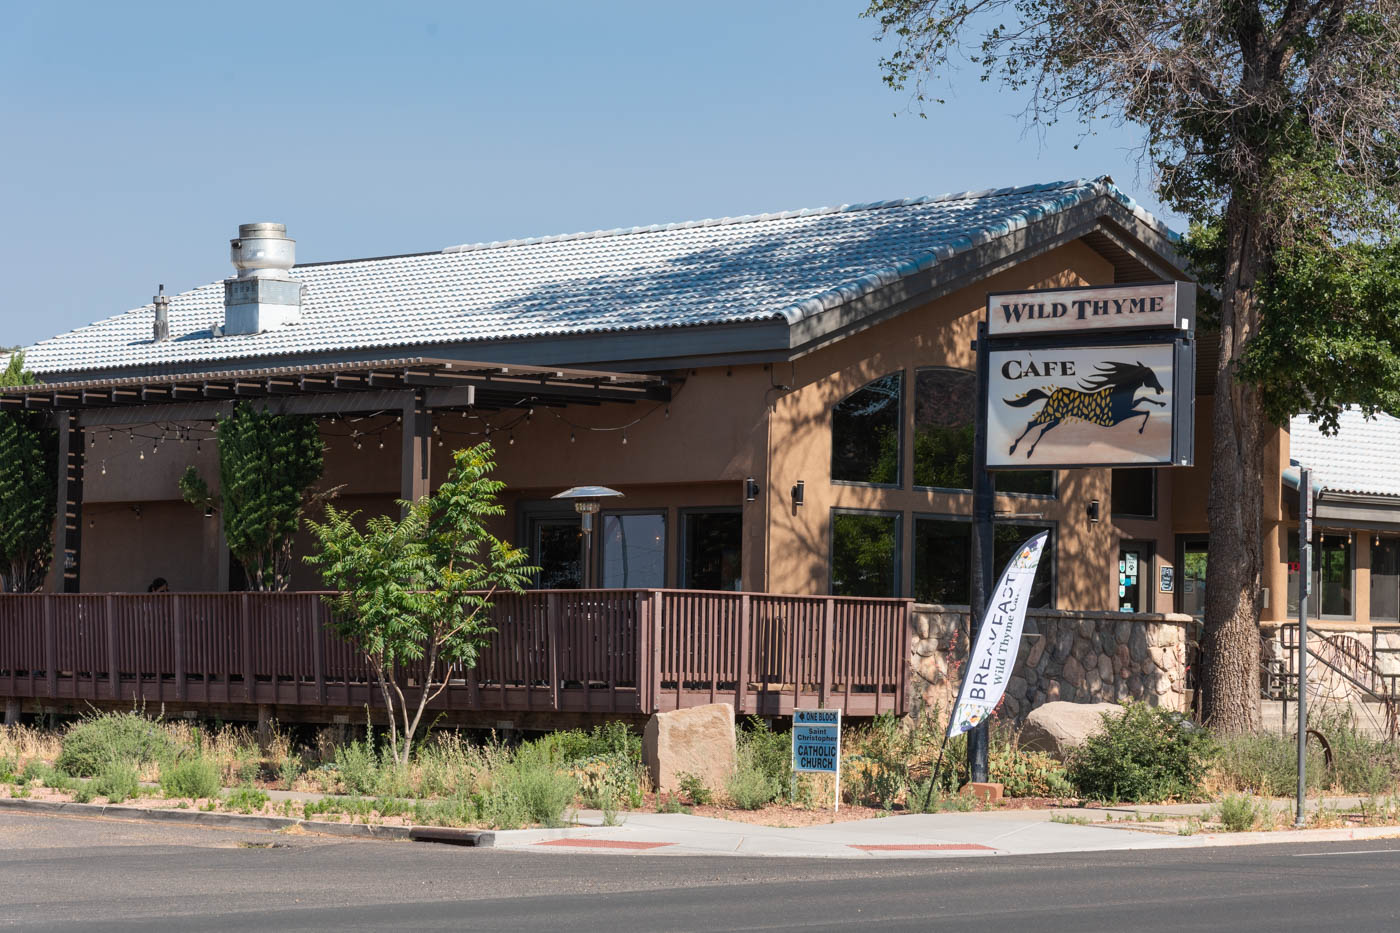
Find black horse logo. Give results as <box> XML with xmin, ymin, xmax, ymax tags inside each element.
<box><xmin>1005</xmin><ymin>361</ymin><xmax>1166</xmax><ymax>458</ymax></box>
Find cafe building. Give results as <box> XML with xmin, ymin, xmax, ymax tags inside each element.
<box><xmin>11</xmin><ymin>175</ymin><xmax>1374</xmax><ymax>633</ymax></box>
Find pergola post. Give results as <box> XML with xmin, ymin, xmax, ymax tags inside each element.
<box><xmin>50</xmin><ymin>412</ymin><xmax>84</xmax><ymax>593</ymax></box>
<box><xmin>400</xmin><ymin>389</ymin><xmax>432</xmax><ymax>510</ymax></box>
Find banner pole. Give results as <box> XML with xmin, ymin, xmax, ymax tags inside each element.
<box><xmin>922</xmin><ymin>730</ymin><xmax>952</xmax><ymax>812</ymax></box>
<box><xmin>969</xmin><ymin>320</ymin><xmax>994</xmax><ymax>784</ymax></box>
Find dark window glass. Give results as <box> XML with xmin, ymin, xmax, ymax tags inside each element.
<box><xmin>682</xmin><ymin>511</ymin><xmax>743</xmax><ymax>591</ymax></box>
<box><xmin>1372</xmin><ymin>538</ymin><xmax>1400</xmax><ymax>622</ymax></box>
<box><xmin>913</xmin><ymin>519</ymin><xmax>971</xmax><ymax>604</ymax></box>
<box><xmin>994</xmin><ymin>522</ymin><xmax>1054</xmax><ymax>609</ymax></box>
<box><xmin>1111</xmin><ymin>468</ymin><xmax>1156</xmax><ymax>518</ymax></box>
<box><xmin>832</xmin><ymin>373</ymin><xmax>901</xmax><ymax>485</ymax></box>
<box><xmin>913</xmin><ymin>369</ymin><xmax>976</xmax><ymax>489</ymax></box>
<box><xmin>1181</xmin><ymin>540</ymin><xmax>1208</xmax><ymax>618</ymax></box>
<box><xmin>913</xmin><ymin>367</ymin><xmax>1052</xmax><ymax>494</ymax></box>
<box><xmin>1288</xmin><ymin>531</ymin><xmax>1353</xmax><ymax>617</ymax></box>
<box><xmin>533</xmin><ymin>519</ymin><xmax>581</xmax><ymax>589</ymax></box>
<box><xmin>601</xmin><ymin>513</ymin><xmax>665</xmax><ymax>588</ymax></box>
<box><xmin>831</xmin><ymin>511</ymin><xmax>900</xmax><ymax>597</ymax></box>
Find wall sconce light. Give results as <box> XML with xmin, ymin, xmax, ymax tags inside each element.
<box><xmin>131</xmin><ymin>504</ymin><xmax>142</xmax><ymax>519</ymax></box>
<box><xmin>1087</xmin><ymin>499</ymin><xmax>1101</xmax><ymax>523</ymax></box>
<box><xmin>204</xmin><ymin>506</ymin><xmax>214</xmax><ymax>519</ymax></box>
<box><xmin>791</xmin><ymin>480</ymin><xmax>805</xmax><ymax>506</ymax></box>
<box><xmin>745</xmin><ymin>477</ymin><xmax>760</xmax><ymax>501</ymax></box>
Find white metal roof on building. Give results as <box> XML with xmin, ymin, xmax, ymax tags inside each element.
<box><xmin>21</xmin><ymin>177</ymin><xmax>1173</xmax><ymax>378</ymax></box>
<box><xmin>1291</xmin><ymin>407</ymin><xmax>1400</xmax><ymax>497</ymax></box>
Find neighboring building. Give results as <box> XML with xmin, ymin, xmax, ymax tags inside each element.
<box><xmin>11</xmin><ymin>176</ymin><xmax>1377</xmax><ymax>632</ymax></box>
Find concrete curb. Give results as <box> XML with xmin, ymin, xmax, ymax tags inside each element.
<box><xmin>1176</xmin><ymin>825</ymin><xmax>1400</xmax><ymax>848</ymax></box>
<box><xmin>0</xmin><ymin>796</ymin><xmax>632</xmax><ymax>847</ymax></box>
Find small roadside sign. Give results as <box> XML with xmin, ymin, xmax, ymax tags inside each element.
<box><xmin>792</xmin><ymin>709</ymin><xmax>841</xmax><ymax>812</ymax></box>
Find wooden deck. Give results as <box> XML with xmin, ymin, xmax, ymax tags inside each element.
<box><xmin>0</xmin><ymin>590</ymin><xmax>912</xmax><ymax>722</ymax></box>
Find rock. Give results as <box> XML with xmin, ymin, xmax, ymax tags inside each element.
<box><xmin>1007</xmin><ymin>675</ymin><xmax>1029</xmax><ymax>702</ymax></box>
<box><xmin>1097</xmin><ymin>654</ymin><xmax>1113</xmax><ymax>683</ymax></box>
<box><xmin>642</xmin><ymin>703</ymin><xmax>737</xmax><ymax>794</ymax></box>
<box><xmin>1084</xmin><ymin>651</ymin><xmax>1099</xmax><ymax>674</ymax></box>
<box><xmin>914</xmin><ymin>612</ymin><xmax>930</xmax><ymax>640</ymax></box>
<box><xmin>1077</xmin><ymin>618</ymin><xmax>1096</xmax><ymax>639</ymax></box>
<box><xmin>1063</xmin><ymin>655</ymin><xmax>1084</xmax><ymax>685</ymax></box>
<box><xmin>1025</xmin><ymin>636</ymin><xmax>1046</xmax><ymax>669</ymax></box>
<box><xmin>1146</xmin><ymin>623</ymin><xmax>1181</xmax><ymax>647</ymax></box>
<box><xmin>1116</xmin><ymin>643</ymin><xmax>1132</xmax><ymax>667</ymax></box>
<box><xmin>1085</xmin><ymin>670</ymin><xmax>1102</xmax><ymax>694</ymax></box>
<box><xmin>1018</xmin><ymin>701</ymin><xmax>1124</xmax><ymax>760</ymax></box>
<box><xmin>1045</xmin><ymin>681</ymin><xmax>1061</xmax><ymax>702</ymax></box>
<box><xmin>1129</xmin><ymin>627</ymin><xmax>1149</xmax><ymax>663</ymax></box>
<box><xmin>1055</xmin><ymin>629</ymin><xmax>1074</xmax><ymax>661</ymax></box>
<box><xmin>1115</xmin><ymin>620</ymin><xmax>1132</xmax><ymax>644</ymax></box>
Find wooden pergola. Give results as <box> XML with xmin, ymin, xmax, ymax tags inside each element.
<box><xmin>0</xmin><ymin>357</ymin><xmax>671</xmax><ymax>593</ymax></box>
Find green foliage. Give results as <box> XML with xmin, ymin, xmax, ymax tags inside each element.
<box><xmin>989</xmin><ymin>745</ymin><xmax>1072</xmax><ymax>799</ymax></box>
<box><xmin>57</xmin><ymin>713</ymin><xmax>176</xmax><ymax>777</ymax></box>
<box><xmin>0</xmin><ymin>754</ymin><xmax>14</xmax><ymax>782</ymax></box>
<box><xmin>657</xmin><ymin>791</ymin><xmax>693</xmax><ymax>814</ymax></box>
<box><xmin>678</xmin><ymin>772</ymin><xmax>713</xmax><ymax>806</ymax></box>
<box><xmin>726</xmin><ymin>752</ymin><xmax>780</xmax><ymax>810</ymax></box>
<box><xmin>1216</xmin><ymin>794</ymin><xmax>1265</xmax><ymax>833</ymax></box>
<box><xmin>304</xmin><ymin>443</ymin><xmax>534</xmax><ymax>763</ymax></box>
<box><xmin>181</xmin><ymin>402</ymin><xmax>324</xmax><ymax>591</ymax></box>
<box><xmin>159</xmin><ymin>756</ymin><xmax>222</xmax><ymax>799</ymax></box>
<box><xmin>509</xmin><ymin>751</ymin><xmax>579</xmax><ymax>828</ymax></box>
<box><xmin>277</xmin><ymin>754</ymin><xmax>302</xmax><ymax>790</ymax></box>
<box><xmin>93</xmin><ymin>760</ymin><xmax>141</xmax><ymax>803</ymax></box>
<box><xmin>333</xmin><ymin>740</ymin><xmax>382</xmax><ymax>796</ymax></box>
<box><xmin>1067</xmin><ymin>703</ymin><xmax>1218</xmax><ymax>803</ymax></box>
<box><xmin>224</xmin><ymin>785</ymin><xmax>270</xmax><ymax>813</ymax></box>
<box><xmin>0</xmin><ymin>352</ymin><xmax>57</xmax><ymax>593</ymax></box>
<box><xmin>831</xmin><ymin>512</ymin><xmax>897</xmax><ymax>597</ymax></box>
<box><xmin>845</xmin><ymin>715</ymin><xmax>910</xmax><ymax>809</ymax></box>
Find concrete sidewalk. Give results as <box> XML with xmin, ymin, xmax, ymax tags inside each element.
<box><xmin>492</xmin><ymin>799</ymin><xmax>1400</xmax><ymax>859</ymax></box>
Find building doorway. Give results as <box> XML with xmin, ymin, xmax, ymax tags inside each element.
<box><xmin>1176</xmin><ymin>536</ymin><xmax>1209</xmax><ymax>618</ymax></box>
<box><xmin>529</xmin><ymin>516</ymin><xmax>583</xmax><ymax>589</ymax></box>
<box><xmin>1118</xmin><ymin>542</ymin><xmax>1153</xmax><ymax>613</ymax></box>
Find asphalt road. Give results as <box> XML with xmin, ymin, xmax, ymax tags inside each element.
<box><xmin>2</xmin><ymin>812</ymin><xmax>1399</xmax><ymax>931</ymax></box>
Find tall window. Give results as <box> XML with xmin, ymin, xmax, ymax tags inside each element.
<box><xmin>911</xmin><ymin>517</ymin><xmax>1054</xmax><ymax>608</ymax></box>
<box><xmin>601</xmin><ymin>512</ymin><xmax>665</xmax><ymax>588</ymax></box>
<box><xmin>1372</xmin><ymin>537</ymin><xmax>1400</xmax><ymax>622</ymax></box>
<box><xmin>913</xmin><ymin>518</ymin><xmax>971</xmax><ymax>604</ymax></box>
<box><xmin>831</xmin><ymin>373</ymin><xmax>901</xmax><ymax>485</ymax></box>
<box><xmin>995</xmin><ymin>521</ymin><xmax>1054</xmax><ymax>609</ymax></box>
<box><xmin>913</xmin><ymin>366</ymin><xmax>1053</xmax><ymax>495</ymax></box>
<box><xmin>831</xmin><ymin>510</ymin><xmax>900</xmax><ymax>597</ymax></box>
<box><xmin>1288</xmin><ymin>531</ymin><xmax>1353</xmax><ymax>617</ymax></box>
<box><xmin>681</xmin><ymin>510</ymin><xmax>743</xmax><ymax>591</ymax></box>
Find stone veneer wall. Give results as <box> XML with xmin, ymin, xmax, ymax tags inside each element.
<box><xmin>910</xmin><ymin>605</ymin><xmax>1191</xmax><ymax>723</ymax></box>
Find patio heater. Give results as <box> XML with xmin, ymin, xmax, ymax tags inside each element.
<box><xmin>551</xmin><ymin>485</ymin><xmax>624</xmax><ymax>589</ymax></box>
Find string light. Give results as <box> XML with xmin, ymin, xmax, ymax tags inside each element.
<box><xmin>508</xmin><ymin>433</ymin><xmax>515</xmax><ymax>446</ymax></box>
<box><xmin>621</xmin><ymin>429</ymin><xmax>628</xmax><ymax>445</ymax></box>
<box><xmin>100</xmin><ymin>460</ymin><xmax>106</xmax><ymax>476</ymax></box>
<box><xmin>139</xmin><ymin>450</ymin><xmax>144</xmax><ymax>460</ymax></box>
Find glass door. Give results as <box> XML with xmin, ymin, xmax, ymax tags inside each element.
<box><xmin>1118</xmin><ymin>542</ymin><xmax>1152</xmax><ymax>613</ymax></box>
<box><xmin>1178</xmin><ymin>537</ymin><xmax>1208</xmax><ymax>618</ymax></box>
<box><xmin>530</xmin><ymin>517</ymin><xmax>582</xmax><ymax>589</ymax></box>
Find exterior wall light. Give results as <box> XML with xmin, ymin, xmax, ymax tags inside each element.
<box><xmin>1087</xmin><ymin>499</ymin><xmax>1101</xmax><ymax>523</ymax></box>
<box><xmin>745</xmin><ymin>477</ymin><xmax>759</xmax><ymax>501</ymax></box>
<box><xmin>791</xmin><ymin>480</ymin><xmax>805</xmax><ymax>506</ymax></box>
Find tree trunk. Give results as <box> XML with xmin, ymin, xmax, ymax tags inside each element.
<box><xmin>1200</xmin><ymin>196</ymin><xmax>1267</xmax><ymax>733</ymax></box>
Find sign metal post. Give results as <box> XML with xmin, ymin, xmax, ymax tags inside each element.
<box><xmin>1296</xmin><ymin>467</ymin><xmax>1312</xmax><ymax>827</ymax></box>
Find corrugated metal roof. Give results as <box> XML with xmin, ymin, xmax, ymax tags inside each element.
<box><xmin>1291</xmin><ymin>407</ymin><xmax>1400</xmax><ymax>497</ymax></box>
<box><xmin>21</xmin><ymin>177</ymin><xmax>1172</xmax><ymax>377</ymax></box>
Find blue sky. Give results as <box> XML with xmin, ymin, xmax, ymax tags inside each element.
<box><xmin>0</xmin><ymin>1</ymin><xmax>1178</xmax><ymax>349</ymax></box>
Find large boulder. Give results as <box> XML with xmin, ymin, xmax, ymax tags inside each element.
<box><xmin>642</xmin><ymin>703</ymin><xmax>737</xmax><ymax>795</ymax></box>
<box><xmin>1018</xmin><ymin>701</ymin><xmax>1124</xmax><ymax>761</ymax></box>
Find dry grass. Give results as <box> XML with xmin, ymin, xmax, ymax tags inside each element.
<box><xmin>0</xmin><ymin>725</ymin><xmax>62</xmax><ymax>770</ymax></box>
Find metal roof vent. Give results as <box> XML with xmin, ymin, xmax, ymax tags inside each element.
<box><xmin>152</xmin><ymin>284</ymin><xmax>169</xmax><ymax>342</ymax></box>
<box><xmin>220</xmin><ymin>222</ymin><xmax>303</xmax><ymax>336</ymax></box>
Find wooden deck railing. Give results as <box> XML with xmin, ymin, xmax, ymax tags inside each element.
<box><xmin>0</xmin><ymin>590</ymin><xmax>912</xmax><ymax>718</ymax></box>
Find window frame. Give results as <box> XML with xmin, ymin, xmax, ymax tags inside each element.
<box><xmin>677</xmin><ymin>506</ymin><xmax>744</xmax><ymax>592</ymax></box>
<box><xmin>993</xmin><ymin>518</ymin><xmax>1059</xmax><ymax>610</ymax></box>
<box><xmin>1110</xmin><ymin>467</ymin><xmax>1158</xmax><ymax>520</ymax></box>
<box><xmin>1371</xmin><ymin>535</ymin><xmax>1400</xmax><ymax>623</ymax></box>
<box><xmin>1315</xmin><ymin>531</ymin><xmax>1356</xmax><ymax>621</ymax></box>
<box><xmin>828</xmin><ymin>507</ymin><xmax>904</xmax><ymax>597</ymax></box>
<box><xmin>598</xmin><ymin>508</ymin><xmax>669</xmax><ymax>589</ymax></box>
<box><xmin>911</xmin><ymin>511</ymin><xmax>973</xmax><ymax>607</ymax></box>
<box><xmin>830</xmin><ymin>370</ymin><xmax>905</xmax><ymax>489</ymax></box>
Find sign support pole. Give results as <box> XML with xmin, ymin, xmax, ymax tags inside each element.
<box><xmin>1296</xmin><ymin>467</ymin><xmax>1312</xmax><ymax>828</ymax></box>
<box><xmin>969</xmin><ymin>321</ymin><xmax>994</xmax><ymax>784</ymax></box>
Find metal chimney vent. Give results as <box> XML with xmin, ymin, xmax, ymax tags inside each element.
<box><xmin>220</xmin><ymin>222</ymin><xmax>303</xmax><ymax>336</ymax></box>
<box><xmin>152</xmin><ymin>284</ymin><xmax>169</xmax><ymax>342</ymax></box>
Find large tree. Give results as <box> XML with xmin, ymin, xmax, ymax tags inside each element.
<box><xmin>0</xmin><ymin>353</ymin><xmax>57</xmax><ymax>592</ymax></box>
<box><xmin>867</xmin><ymin>0</ymin><xmax>1400</xmax><ymax>730</ymax></box>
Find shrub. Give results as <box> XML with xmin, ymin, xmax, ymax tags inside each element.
<box><xmin>727</xmin><ymin>745</ymin><xmax>780</xmax><ymax>810</ymax></box>
<box><xmin>1310</xmin><ymin>708</ymin><xmax>1400</xmax><ymax>795</ymax></box>
<box><xmin>678</xmin><ymin>772</ymin><xmax>713</xmax><ymax>806</ymax></box>
<box><xmin>277</xmin><ymin>755</ymin><xmax>302</xmax><ymax>791</ymax></box>
<box><xmin>92</xmin><ymin>760</ymin><xmax>141</xmax><ymax>803</ymax></box>
<box><xmin>57</xmin><ymin>713</ymin><xmax>176</xmax><ymax>777</ymax></box>
<box><xmin>0</xmin><ymin>755</ymin><xmax>15</xmax><ymax>782</ymax></box>
<box><xmin>510</xmin><ymin>756</ymin><xmax>578</xmax><ymax>828</ymax></box>
<box><xmin>224</xmin><ymin>785</ymin><xmax>270</xmax><ymax>813</ymax></box>
<box><xmin>334</xmin><ymin>739</ymin><xmax>381</xmax><ymax>796</ymax></box>
<box><xmin>990</xmin><ymin>746</ymin><xmax>1073</xmax><ymax>798</ymax></box>
<box><xmin>160</xmin><ymin>756</ymin><xmax>222</xmax><ymax>799</ymax></box>
<box><xmin>570</xmin><ymin>753</ymin><xmax>639</xmax><ymax>809</ymax></box>
<box><xmin>1216</xmin><ymin>794</ymin><xmax>1265</xmax><ymax>832</ymax></box>
<box><xmin>1067</xmin><ymin>703</ymin><xmax>1218</xmax><ymax>803</ymax></box>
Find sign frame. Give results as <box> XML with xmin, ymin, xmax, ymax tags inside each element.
<box><xmin>986</xmin><ymin>279</ymin><xmax>1196</xmax><ymax>339</ymax></box>
<box><xmin>792</xmin><ymin>708</ymin><xmax>842</xmax><ymax>812</ymax></box>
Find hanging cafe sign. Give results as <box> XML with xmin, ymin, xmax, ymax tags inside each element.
<box><xmin>984</xmin><ymin>281</ymin><xmax>1196</xmax><ymax>469</ymax></box>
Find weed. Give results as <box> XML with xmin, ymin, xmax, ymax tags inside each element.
<box><xmin>0</xmin><ymin>755</ymin><xmax>14</xmax><ymax>782</ymax></box>
<box><xmin>677</xmin><ymin>772</ymin><xmax>713</xmax><ymax>806</ymax></box>
<box><xmin>92</xmin><ymin>760</ymin><xmax>141</xmax><ymax>803</ymax></box>
<box><xmin>511</xmin><ymin>755</ymin><xmax>578</xmax><ymax>828</ymax></box>
<box><xmin>1215</xmin><ymin>794</ymin><xmax>1266</xmax><ymax>832</ymax></box>
<box><xmin>57</xmin><ymin>713</ymin><xmax>176</xmax><ymax>778</ymax></box>
<box><xmin>334</xmin><ymin>740</ymin><xmax>380</xmax><ymax>796</ymax></box>
<box><xmin>224</xmin><ymin>785</ymin><xmax>270</xmax><ymax>814</ymax></box>
<box><xmin>657</xmin><ymin>792</ymin><xmax>692</xmax><ymax>814</ymax></box>
<box><xmin>277</xmin><ymin>755</ymin><xmax>302</xmax><ymax>791</ymax></box>
<box><xmin>160</xmin><ymin>756</ymin><xmax>222</xmax><ymax>799</ymax></box>
<box><xmin>1050</xmin><ymin>812</ymin><xmax>1092</xmax><ymax>825</ymax></box>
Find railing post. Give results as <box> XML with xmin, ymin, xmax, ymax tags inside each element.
<box><xmin>44</xmin><ymin>597</ymin><xmax>57</xmax><ymax>699</ymax></box>
<box><xmin>106</xmin><ymin>595</ymin><xmax>119</xmax><ymax>701</ymax></box>
<box><xmin>173</xmin><ymin>595</ymin><xmax>186</xmax><ymax>702</ymax></box>
<box><xmin>313</xmin><ymin>598</ymin><xmax>327</xmax><ymax>706</ymax></box>
<box><xmin>241</xmin><ymin>592</ymin><xmax>254</xmax><ymax>702</ymax></box>
<box><xmin>820</xmin><ymin>598</ymin><xmax>834</xmax><ymax>708</ymax></box>
<box><xmin>634</xmin><ymin>592</ymin><xmax>651</xmax><ymax>714</ymax></box>
<box><xmin>547</xmin><ymin>593</ymin><xmax>561</xmax><ymax>711</ymax></box>
<box><xmin>652</xmin><ymin>591</ymin><xmax>664</xmax><ymax>713</ymax></box>
<box><xmin>737</xmin><ymin>594</ymin><xmax>751</xmax><ymax>714</ymax></box>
